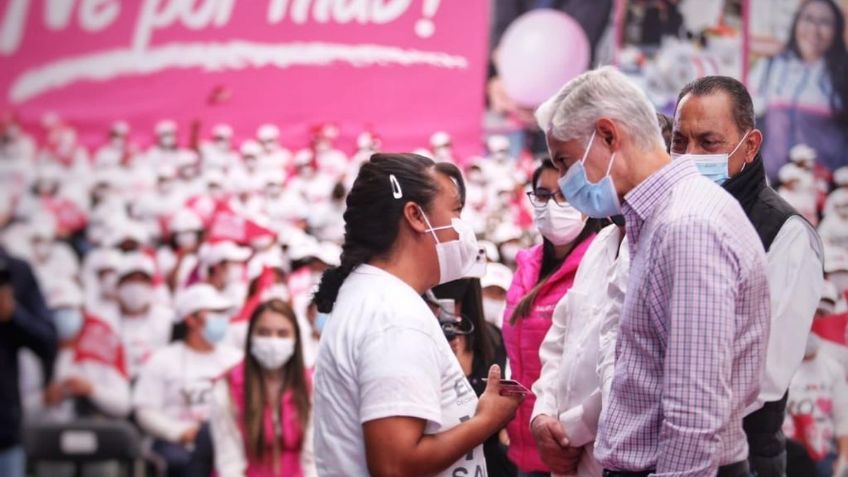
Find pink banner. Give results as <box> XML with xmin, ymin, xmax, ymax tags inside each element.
<box><xmin>0</xmin><ymin>0</ymin><xmax>490</xmax><ymax>157</ymax></box>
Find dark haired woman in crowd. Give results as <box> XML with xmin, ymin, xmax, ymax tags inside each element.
<box><xmin>311</xmin><ymin>153</ymin><xmax>522</xmax><ymax>477</ymax></box>
<box><xmin>432</xmin><ymin>278</ymin><xmax>516</xmax><ymax>477</ymax></box>
<box><xmin>210</xmin><ymin>299</ymin><xmax>316</xmax><ymax>476</ymax></box>
<box><xmin>753</xmin><ymin>0</ymin><xmax>848</xmax><ymax>180</ymax></box>
<box><xmin>502</xmin><ymin>159</ymin><xmax>601</xmax><ymax>477</ymax></box>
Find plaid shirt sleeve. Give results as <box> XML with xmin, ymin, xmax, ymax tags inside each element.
<box><xmin>651</xmin><ymin>217</ymin><xmax>742</xmax><ymax>476</ymax></box>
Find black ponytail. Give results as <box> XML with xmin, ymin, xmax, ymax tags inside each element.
<box><xmin>312</xmin><ymin>153</ymin><xmax>464</xmax><ymax>313</ymax></box>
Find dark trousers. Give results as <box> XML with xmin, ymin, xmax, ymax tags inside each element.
<box><xmin>151</xmin><ymin>424</ymin><xmax>213</xmax><ymax>477</ymax></box>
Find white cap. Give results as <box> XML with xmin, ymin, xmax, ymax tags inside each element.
<box><xmin>320</xmin><ymin>123</ymin><xmax>340</xmax><ymax>140</ymax></box>
<box><xmin>199</xmin><ymin>241</ymin><xmax>251</xmax><ymax>267</ymax></box>
<box><xmin>829</xmin><ymin>188</ymin><xmax>848</xmax><ymax>208</ymax></box>
<box><xmin>89</xmin><ymin>248</ymin><xmax>123</xmax><ymax>272</ymax></box>
<box><xmin>29</xmin><ymin>217</ymin><xmax>57</xmax><ymax>240</ymax></box>
<box><xmin>46</xmin><ymin>280</ymin><xmax>84</xmax><ymax>309</ymax></box>
<box><xmin>260</xmin><ymin>284</ymin><xmax>291</xmax><ymax>303</ymax></box>
<box><xmin>778</xmin><ymin>164</ymin><xmax>804</xmax><ymax>183</ymax></box>
<box><xmin>176</xmin><ymin>283</ymin><xmax>233</xmax><ymax>320</ymax></box>
<box><xmin>317</xmin><ymin>242</ymin><xmax>342</xmax><ymax>267</ymax></box>
<box><xmin>487</xmin><ymin>134</ymin><xmax>511</xmax><ymax>153</ymax></box>
<box><xmin>293</xmin><ymin>149</ymin><xmax>314</xmax><ymax>166</ymax></box>
<box><xmin>155</xmin><ymin>120</ymin><xmax>177</xmax><ymax>135</ymax></box>
<box><xmin>257</xmin><ymin>124</ymin><xmax>280</xmax><ymax>141</ymax></box>
<box><xmin>108</xmin><ymin>220</ymin><xmax>149</xmax><ymax>247</ymax></box>
<box><xmin>212</xmin><ymin>124</ymin><xmax>233</xmax><ymax>138</ymax></box>
<box><xmin>205</xmin><ymin>170</ymin><xmax>226</xmax><ymax>187</ymax></box>
<box><xmin>481</xmin><ymin>262</ymin><xmax>513</xmax><ymax>291</ymax></box>
<box><xmin>247</xmin><ymin>250</ymin><xmax>286</xmax><ymax>281</ymax></box>
<box><xmin>825</xmin><ymin>245</ymin><xmax>848</xmax><ymax>273</ymax></box>
<box><xmin>287</xmin><ymin>237</ymin><xmax>321</xmax><ymax>262</ymax></box>
<box><xmin>170</xmin><ymin>209</ymin><xmax>203</xmax><ymax>233</ymax></box>
<box><xmin>117</xmin><ymin>252</ymin><xmax>155</xmax><ymax>279</ymax></box>
<box><xmin>157</xmin><ymin>164</ymin><xmax>178</xmax><ymax>180</ymax></box>
<box><xmin>357</xmin><ymin>131</ymin><xmax>378</xmax><ymax>150</ymax></box>
<box><xmin>111</xmin><ymin>121</ymin><xmax>129</xmax><ymax>136</ymax></box>
<box><xmin>789</xmin><ymin>143</ymin><xmax>816</xmax><ymax>163</ymax></box>
<box><xmin>430</xmin><ymin>131</ymin><xmax>451</xmax><ymax>148</ymax></box>
<box><xmin>240</xmin><ymin>140</ymin><xmax>262</xmax><ymax>157</ymax></box>
<box><xmin>834</xmin><ymin>167</ymin><xmax>848</xmax><ymax>187</ymax></box>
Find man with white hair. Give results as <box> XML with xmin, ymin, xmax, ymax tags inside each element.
<box><xmin>673</xmin><ymin>76</ymin><xmax>825</xmax><ymax>477</ymax></box>
<box><xmin>536</xmin><ymin>67</ymin><xmax>770</xmax><ymax>477</ymax></box>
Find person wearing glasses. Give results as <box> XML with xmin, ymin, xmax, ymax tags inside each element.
<box><xmin>751</xmin><ymin>0</ymin><xmax>848</xmax><ymax>181</ymax></box>
<box><xmin>501</xmin><ymin>159</ymin><xmax>603</xmax><ymax>477</ymax></box>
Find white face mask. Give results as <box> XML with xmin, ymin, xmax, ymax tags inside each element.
<box><xmin>482</xmin><ymin>297</ymin><xmax>506</xmax><ymax>329</ymax></box>
<box><xmin>118</xmin><ymin>282</ymin><xmax>152</xmax><ymax>312</ymax></box>
<box><xmin>419</xmin><ymin>207</ymin><xmax>485</xmax><ymax>285</ymax></box>
<box><xmin>532</xmin><ymin>201</ymin><xmax>585</xmax><ymax>246</ymax></box>
<box><xmin>226</xmin><ymin>263</ymin><xmax>245</xmax><ymax>285</ymax></box>
<box><xmin>250</xmin><ymin>336</ymin><xmax>295</xmax><ymax>370</ymax></box>
<box><xmin>671</xmin><ymin>130</ymin><xmax>750</xmax><ymax>186</ymax></box>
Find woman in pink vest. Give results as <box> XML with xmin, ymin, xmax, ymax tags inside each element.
<box><xmin>210</xmin><ymin>299</ymin><xmax>316</xmax><ymax>477</ymax></box>
<box><xmin>502</xmin><ymin>159</ymin><xmax>601</xmax><ymax>476</ymax></box>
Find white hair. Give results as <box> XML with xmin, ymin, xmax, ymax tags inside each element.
<box><xmin>535</xmin><ymin>66</ymin><xmax>664</xmax><ymax>152</ymax></box>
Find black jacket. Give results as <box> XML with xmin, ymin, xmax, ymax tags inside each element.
<box><xmin>0</xmin><ymin>248</ymin><xmax>57</xmax><ymax>450</ymax></box>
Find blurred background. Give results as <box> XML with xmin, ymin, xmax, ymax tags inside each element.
<box><xmin>1</xmin><ymin>1</ymin><xmax>848</xmax><ymax>476</ymax></box>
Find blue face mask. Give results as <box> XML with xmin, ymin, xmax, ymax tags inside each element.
<box><xmin>202</xmin><ymin>312</ymin><xmax>230</xmax><ymax>345</ymax></box>
<box><xmin>314</xmin><ymin>312</ymin><xmax>330</xmax><ymax>333</ymax></box>
<box><xmin>671</xmin><ymin>130</ymin><xmax>750</xmax><ymax>185</ymax></box>
<box><xmin>54</xmin><ymin>308</ymin><xmax>84</xmax><ymax>340</ymax></box>
<box><xmin>558</xmin><ymin>131</ymin><xmax>622</xmax><ymax>219</ymax></box>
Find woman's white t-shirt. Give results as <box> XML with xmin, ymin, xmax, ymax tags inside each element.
<box><xmin>314</xmin><ymin>264</ymin><xmax>487</xmax><ymax>477</ymax></box>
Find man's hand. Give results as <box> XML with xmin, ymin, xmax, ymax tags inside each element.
<box><xmin>0</xmin><ymin>285</ymin><xmax>15</xmax><ymax>322</ymax></box>
<box><xmin>63</xmin><ymin>376</ymin><xmax>93</xmax><ymax>397</ymax></box>
<box><xmin>531</xmin><ymin>414</ymin><xmax>583</xmax><ymax>474</ymax></box>
<box><xmin>43</xmin><ymin>382</ymin><xmax>65</xmax><ymax>406</ymax></box>
<box><xmin>179</xmin><ymin>424</ymin><xmax>200</xmax><ymax>445</ymax></box>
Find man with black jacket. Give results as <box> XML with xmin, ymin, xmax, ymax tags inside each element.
<box><xmin>0</xmin><ymin>247</ymin><xmax>57</xmax><ymax>477</ymax></box>
<box><xmin>672</xmin><ymin>76</ymin><xmax>824</xmax><ymax>477</ymax></box>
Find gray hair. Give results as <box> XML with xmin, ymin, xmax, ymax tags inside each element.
<box><xmin>535</xmin><ymin>66</ymin><xmax>664</xmax><ymax>152</ymax></box>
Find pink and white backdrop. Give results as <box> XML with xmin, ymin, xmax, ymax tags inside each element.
<box><xmin>0</xmin><ymin>0</ymin><xmax>490</xmax><ymax>156</ymax></box>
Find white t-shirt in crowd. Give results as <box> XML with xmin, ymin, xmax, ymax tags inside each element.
<box><xmin>313</xmin><ymin>264</ymin><xmax>487</xmax><ymax>477</ymax></box>
<box><xmin>113</xmin><ymin>305</ymin><xmax>174</xmax><ymax>379</ymax></box>
<box><xmin>133</xmin><ymin>341</ymin><xmax>242</xmax><ymax>442</ymax></box>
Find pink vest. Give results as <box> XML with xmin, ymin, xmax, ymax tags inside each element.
<box><xmin>501</xmin><ymin>237</ymin><xmax>594</xmax><ymax>472</ymax></box>
<box><xmin>227</xmin><ymin>362</ymin><xmax>312</xmax><ymax>477</ymax></box>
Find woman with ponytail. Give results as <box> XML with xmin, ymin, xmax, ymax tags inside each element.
<box><xmin>312</xmin><ymin>153</ymin><xmax>523</xmax><ymax>477</ymax></box>
<box><xmin>501</xmin><ymin>159</ymin><xmax>602</xmax><ymax>476</ymax></box>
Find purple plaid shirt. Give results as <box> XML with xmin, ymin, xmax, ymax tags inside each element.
<box><xmin>594</xmin><ymin>158</ymin><xmax>770</xmax><ymax>476</ymax></box>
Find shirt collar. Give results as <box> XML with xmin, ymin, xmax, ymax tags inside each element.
<box><xmin>622</xmin><ymin>158</ymin><xmax>699</xmax><ymax>244</ymax></box>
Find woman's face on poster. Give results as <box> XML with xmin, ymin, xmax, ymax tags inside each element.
<box><xmin>795</xmin><ymin>1</ymin><xmax>837</xmax><ymax>62</ymax></box>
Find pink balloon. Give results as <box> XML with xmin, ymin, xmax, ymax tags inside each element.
<box><xmin>498</xmin><ymin>10</ymin><xmax>590</xmax><ymax>108</ymax></box>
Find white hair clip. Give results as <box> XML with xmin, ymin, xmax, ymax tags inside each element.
<box><xmin>389</xmin><ymin>174</ymin><xmax>403</xmax><ymax>199</ymax></box>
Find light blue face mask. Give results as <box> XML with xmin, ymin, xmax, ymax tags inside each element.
<box><xmin>671</xmin><ymin>130</ymin><xmax>751</xmax><ymax>185</ymax></box>
<box><xmin>314</xmin><ymin>312</ymin><xmax>330</xmax><ymax>333</ymax></box>
<box><xmin>202</xmin><ymin>312</ymin><xmax>230</xmax><ymax>345</ymax></box>
<box><xmin>558</xmin><ymin>130</ymin><xmax>622</xmax><ymax>219</ymax></box>
<box><xmin>53</xmin><ymin>308</ymin><xmax>84</xmax><ymax>340</ymax></box>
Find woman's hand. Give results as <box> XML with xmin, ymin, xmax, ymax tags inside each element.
<box><xmin>474</xmin><ymin>365</ymin><xmax>523</xmax><ymax>430</ymax></box>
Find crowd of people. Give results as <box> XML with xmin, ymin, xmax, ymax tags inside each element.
<box><xmin>0</xmin><ymin>3</ymin><xmax>847</xmax><ymax>474</ymax></box>
<box><xmin>2</xmin><ymin>66</ymin><xmax>848</xmax><ymax>477</ymax></box>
